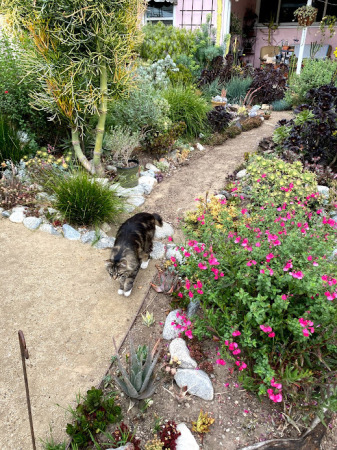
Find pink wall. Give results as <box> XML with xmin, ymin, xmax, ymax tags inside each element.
<box><xmin>174</xmin><ymin>0</ymin><xmax>217</xmax><ymax>30</ymax></box>
<box><xmin>253</xmin><ymin>26</ymin><xmax>337</xmax><ymax>67</ymax></box>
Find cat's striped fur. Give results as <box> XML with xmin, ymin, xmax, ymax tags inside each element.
<box><xmin>106</xmin><ymin>212</ymin><xmax>163</xmax><ymax>297</ymax></box>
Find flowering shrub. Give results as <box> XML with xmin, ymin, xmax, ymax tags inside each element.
<box><xmin>243</xmin><ymin>156</ymin><xmax>318</xmax><ymax>206</ymax></box>
<box><xmin>178</xmin><ymin>191</ymin><xmax>337</xmax><ymax>405</ymax></box>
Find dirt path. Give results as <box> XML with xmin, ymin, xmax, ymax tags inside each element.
<box><xmin>144</xmin><ymin>112</ymin><xmax>292</xmax><ymax>230</ymax></box>
<box><xmin>0</xmin><ymin>111</ymin><xmax>292</xmax><ymax>450</ymax></box>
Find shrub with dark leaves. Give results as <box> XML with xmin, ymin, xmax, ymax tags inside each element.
<box><xmin>207</xmin><ymin>106</ymin><xmax>232</xmax><ymax>133</ymax></box>
<box><xmin>159</xmin><ymin>420</ymin><xmax>181</xmax><ymax>450</ymax></box>
<box><xmin>198</xmin><ymin>55</ymin><xmax>253</xmax><ymax>87</ymax></box>
<box><xmin>249</xmin><ymin>64</ymin><xmax>288</xmax><ymax>104</ymax></box>
<box><xmin>271</xmin><ymin>84</ymin><xmax>337</xmax><ymax>178</ymax></box>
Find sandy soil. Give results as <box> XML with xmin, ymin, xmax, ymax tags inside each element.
<box><xmin>0</xmin><ymin>220</ymin><xmax>157</xmax><ymax>449</ymax></box>
<box><xmin>0</xmin><ymin>112</ymin><xmax>294</xmax><ymax>450</ymax></box>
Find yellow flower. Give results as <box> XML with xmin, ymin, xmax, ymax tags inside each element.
<box><xmin>334</xmin><ymin>47</ymin><xmax>337</xmax><ymax>58</ymax></box>
<box><xmin>62</xmin><ymin>163</ymin><xmax>68</xmax><ymax>169</ymax></box>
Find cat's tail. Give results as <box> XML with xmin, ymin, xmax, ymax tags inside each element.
<box><xmin>153</xmin><ymin>213</ymin><xmax>163</xmax><ymax>227</ymax></box>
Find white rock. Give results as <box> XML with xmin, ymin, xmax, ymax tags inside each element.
<box><xmin>12</xmin><ymin>206</ymin><xmax>27</xmax><ymax>213</ymax></box>
<box><xmin>155</xmin><ymin>222</ymin><xmax>174</xmax><ymax>239</ymax></box>
<box><xmin>236</xmin><ymin>169</ymin><xmax>247</xmax><ymax>179</ymax></box>
<box><xmin>9</xmin><ymin>210</ymin><xmax>25</xmax><ymax>223</ymax></box>
<box><xmin>150</xmin><ymin>241</ymin><xmax>165</xmax><ymax>260</ymax></box>
<box><xmin>174</xmin><ymin>369</ymin><xmax>214</xmax><ymax>400</ymax></box>
<box><xmin>126</xmin><ymin>195</ymin><xmax>145</xmax><ymax>207</ymax></box>
<box><xmin>94</xmin><ymin>237</ymin><xmax>115</xmax><ymax>249</ymax></box>
<box><xmin>62</xmin><ymin>224</ymin><xmax>81</xmax><ymax>240</ymax></box>
<box><xmin>124</xmin><ymin>203</ymin><xmax>136</xmax><ymax>213</ymax></box>
<box><xmin>166</xmin><ymin>246</ymin><xmax>184</xmax><ymax>264</ymax></box>
<box><xmin>39</xmin><ymin>223</ymin><xmax>61</xmax><ymax>236</ymax></box>
<box><xmin>176</xmin><ymin>423</ymin><xmax>199</xmax><ymax>450</ymax></box>
<box><xmin>2</xmin><ymin>210</ymin><xmax>10</xmax><ymax>218</ymax></box>
<box><xmin>100</xmin><ymin>222</ymin><xmax>111</xmax><ymax>233</ymax></box>
<box><xmin>81</xmin><ymin>230</ymin><xmax>104</xmax><ymax>244</ymax></box>
<box><xmin>169</xmin><ymin>338</ymin><xmax>197</xmax><ymax>369</ymax></box>
<box><xmin>138</xmin><ymin>176</ymin><xmax>157</xmax><ymax>194</ymax></box>
<box><xmin>317</xmin><ymin>185</ymin><xmax>330</xmax><ymax>198</ymax></box>
<box><xmin>93</xmin><ymin>177</ymin><xmax>109</xmax><ymax>186</ymax></box>
<box><xmin>145</xmin><ymin>163</ymin><xmax>161</xmax><ymax>173</ymax></box>
<box><xmin>163</xmin><ymin>309</ymin><xmax>184</xmax><ymax>340</ymax></box>
<box><xmin>140</xmin><ymin>170</ymin><xmax>156</xmax><ymax>178</ymax></box>
<box><xmin>196</xmin><ymin>143</ymin><xmax>205</xmax><ymax>151</ymax></box>
<box><xmin>23</xmin><ymin>217</ymin><xmax>42</xmax><ymax>230</ymax></box>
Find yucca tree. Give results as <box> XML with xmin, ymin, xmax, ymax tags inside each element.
<box><xmin>0</xmin><ymin>0</ymin><xmax>145</xmax><ymax>173</ymax></box>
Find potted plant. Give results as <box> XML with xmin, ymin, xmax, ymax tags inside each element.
<box><xmin>319</xmin><ymin>15</ymin><xmax>337</xmax><ymax>38</ymax></box>
<box><xmin>294</xmin><ymin>6</ymin><xmax>318</xmax><ymax>27</ymax></box>
<box><xmin>103</xmin><ymin>125</ymin><xmax>141</xmax><ymax>188</ymax></box>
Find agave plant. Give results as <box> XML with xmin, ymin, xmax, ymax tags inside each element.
<box><xmin>113</xmin><ymin>338</ymin><xmax>160</xmax><ymax>400</ymax></box>
<box><xmin>151</xmin><ymin>266</ymin><xmax>181</xmax><ymax>294</ymax></box>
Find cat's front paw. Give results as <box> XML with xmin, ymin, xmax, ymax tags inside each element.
<box><xmin>118</xmin><ymin>289</ymin><xmax>124</xmax><ymax>295</ymax></box>
<box><xmin>124</xmin><ymin>289</ymin><xmax>132</xmax><ymax>297</ymax></box>
<box><xmin>141</xmin><ymin>260</ymin><xmax>149</xmax><ymax>269</ymax></box>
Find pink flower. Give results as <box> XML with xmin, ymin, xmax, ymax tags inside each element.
<box><xmin>168</xmin><ymin>236</ymin><xmax>173</xmax><ymax>241</ymax></box>
<box><xmin>260</xmin><ymin>324</ymin><xmax>272</xmax><ymax>333</ymax></box>
<box><xmin>185</xmin><ymin>280</ymin><xmax>191</xmax><ymax>290</ymax></box>
<box><xmin>216</xmin><ymin>359</ymin><xmax>226</xmax><ymax>365</ymax></box>
<box><xmin>233</xmin><ymin>349</ymin><xmax>241</xmax><ymax>355</ymax></box>
<box><xmin>283</xmin><ymin>260</ymin><xmax>293</xmax><ymax>271</ymax></box>
<box><xmin>198</xmin><ymin>262</ymin><xmax>207</xmax><ymax>270</ymax></box>
<box><xmin>188</xmin><ymin>291</ymin><xmax>194</xmax><ymax>298</ymax></box>
<box><xmin>268</xmin><ymin>332</ymin><xmax>275</xmax><ymax>338</ymax></box>
<box><xmin>255</xmin><ymin>242</ymin><xmax>261</xmax><ymax>247</ymax></box>
<box><xmin>171</xmin><ymin>256</ymin><xmax>176</xmax><ymax>263</ymax></box>
<box><xmin>241</xmin><ymin>209</ymin><xmax>248</xmax><ymax>215</ymax></box>
<box><xmin>178</xmin><ymin>292</ymin><xmax>183</xmax><ymax>298</ymax></box>
<box><xmin>307</xmin><ymin>255</ymin><xmax>313</xmax><ymax>261</ymax></box>
<box><xmin>232</xmin><ymin>330</ymin><xmax>241</xmax><ymax>337</ymax></box>
<box><xmin>271</xmin><ymin>378</ymin><xmax>282</xmax><ymax>389</ymax></box>
<box><xmin>289</xmin><ymin>270</ymin><xmax>304</xmax><ymax>280</ymax></box>
<box><xmin>239</xmin><ymin>362</ymin><xmax>247</xmax><ymax>371</ymax></box>
<box><xmin>185</xmin><ymin>329</ymin><xmax>193</xmax><ymax>339</ymax></box>
<box><xmin>266</xmin><ymin>253</ymin><xmax>275</xmax><ymax>262</ymax></box>
<box><xmin>281</xmin><ymin>294</ymin><xmax>288</xmax><ymax>300</ymax></box>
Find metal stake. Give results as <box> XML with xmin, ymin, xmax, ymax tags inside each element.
<box><xmin>18</xmin><ymin>330</ymin><xmax>36</xmax><ymax>450</ymax></box>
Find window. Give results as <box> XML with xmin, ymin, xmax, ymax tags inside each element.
<box><xmin>258</xmin><ymin>0</ymin><xmax>337</xmax><ymax>24</ymax></box>
<box><xmin>145</xmin><ymin>1</ymin><xmax>174</xmax><ymax>25</ymax></box>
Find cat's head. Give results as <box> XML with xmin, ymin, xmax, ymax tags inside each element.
<box><xmin>105</xmin><ymin>258</ymin><xmax>128</xmax><ymax>280</ymax></box>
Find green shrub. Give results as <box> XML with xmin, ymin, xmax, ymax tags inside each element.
<box><xmin>244</xmin><ymin>155</ymin><xmax>318</xmax><ymax>206</ymax></box>
<box><xmin>142</xmin><ymin>121</ymin><xmax>186</xmax><ymax>155</ymax></box>
<box><xmin>52</xmin><ymin>171</ymin><xmax>124</xmax><ymax>226</ymax></box>
<box><xmin>140</xmin><ymin>22</ymin><xmax>197</xmax><ymax>63</ymax></box>
<box><xmin>226</xmin><ymin>76</ymin><xmax>252</xmax><ymax>104</ymax></box>
<box><xmin>136</xmin><ymin>56</ymin><xmax>179</xmax><ymax>89</ymax></box>
<box><xmin>271</xmin><ymin>99</ymin><xmax>292</xmax><ymax>111</ymax></box>
<box><xmin>107</xmin><ymin>84</ymin><xmax>171</xmax><ymax>135</ymax></box>
<box><xmin>163</xmin><ymin>85</ymin><xmax>211</xmax><ymax>137</ymax></box>
<box><xmin>168</xmin><ymin>63</ymin><xmax>195</xmax><ymax>86</ymax></box>
<box><xmin>224</xmin><ymin>125</ymin><xmax>241</xmax><ymax>138</ymax></box>
<box><xmin>0</xmin><ymin>115</ymin><xmax>32</xmax><ymax>163</ymax></box>
<box><xmin>200</xmin><ymin>77</ymin><xmax>225</xmax><ymax>101</ymax></box>
<box><xmin>241</xmin><ymin>117</ymin><xmax>262</xmax><ymax>132</ymax></box>
<box><xmin>285</xmin><ymin>59</ymin><xmax>337</xmax><ymax>106</ymax></box>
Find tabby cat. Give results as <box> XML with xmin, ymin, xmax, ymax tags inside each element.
<box><xmin>106</xmin><ymin>212</ymin><xmax>163</xmax><ymax>297</ymax></box>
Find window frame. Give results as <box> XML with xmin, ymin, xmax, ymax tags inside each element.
<box><xmin>255</xmin><ymin>0</ymin><xmax>330</xmax><ymax>27</ymax></box>
<box><xmin>144</xmin><ymin>1</ymin><xmax>175</xmax><ymax>26</ymax></box>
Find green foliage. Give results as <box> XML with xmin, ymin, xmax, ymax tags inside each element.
<box><xmin>52</xmin><ymin>171</ymin><xmax>124</xmax><ymax>226</ymax></box>
<box><xmin>168</xmin><ymin>63</ymin><xmax>195</xmax><ymax>86</ymax></box>
<box><xmin>140</xmin><ymin>22</ymin><xmax>198</xmax><ymax>63</ymax></box>
<box><xmin>0</xmin><ymin>164</ymin><xmax>37</xmax><ymax>209</ymax></box>
<box><xmin>271</xmin><ymin>99</ymin><xmax>292</xmax><ymax>111</ymax></box>
<box><xmin>245</xmin><ymin>156</ymin><xmax>317</xmax><ymax>206</ymax></box>
<box><xmin>285</xmin><ymin>59</ymin><xmax>337</xmax><ymax>106</ymax></box>
<box><xmin>108</xmin><ymin>84</ymin><xmax>171</xmax><ymax>135</ymax></box>
<box><xmin>142</xmin><ymin>121</ymin><xmax>186</xmax><ymax>156</ymax></box>
<box><xmin>180</xmin><ymin>176</ymin><xmax>337</xmax><ymax>405</ymax></box>
<box><xmin>200</xmin><ymin>78</ymin><xmax>225</xmax><ymax>101</ymax></box>
<box><xmin>163</xmin><ymin>85</ymin><xmax>211</xmax><ymax>137</ymax></box>
<box><xmin>114</xmin><ymin>339</ymin><xmax>160</xmax><ymax>400</ymax></box>
<box><xmin>224</xmin><ymin>125</ymin><xmax>242</xmax><ymax>138</ymax></box>
<box><xmin>0</xmin><ymin>115</ymin><xmax>32</xmax><ymax>163</ymax></box>
<box><xmin>241</xmin><ymin>117</ymin><xmax>262</xmax><ymax>132</ymax></box>
<box><xmin>136</xmin><ymin>56</ymin><xmax>179</xmax><ymax>89</ymax></box>
<box><xmin>226</xmin><ymin>76</ymin><xmax>253</xmax><ymax>104</ymax></box>
<box><xmin>103</xmin><ymin>126</ymin><xmax>140</xmax><ymax>166</ymax></box>
<box><xmin>66</xmin><ymin>388</ymin><xmax>122</xmax><ymax>447</ymax></box>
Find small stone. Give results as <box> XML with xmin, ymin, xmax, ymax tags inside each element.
<box><xmin>62</xmin><ymin>224</ymin><xmax>81</xmax><ymax>240</ymax></box>
<box><xmin>138</xmin><ymin>175</ymin><xmax>157</xmax><ymax>194</ymax></box>
<box><xmin>163</xmin><ymin>309</ymin><xmax>184</xmax><ymax>340</ymax></box>
<box><xmin>169</xmin><ymin>338</ymin><xmax>197</xmax><ymax>369</ymax></box>
<box><xmin>176</xmin><ymin>423</ymin><xmax>199</xmax><ymax>450</ymax></box>
<box><xmin>236</xmin><ymin>169</ymin><xmax>247</xmax><ymax>179</ymax></box>
<box><xmin>81</xmin><ymin>230</ymin><xmax>99</xmax><ymax>244</ymax></box>
<box><xmin>12</xmin><ymin>205</ymin><xmax>27</xmax><ymax>213</ymax></box>
<box><xmin>196</xmin><ymin>143</ymin><xmax>205</xmax><ymax>151</ymax></box>
<box><xmin>174</xmin><ymin>369</ymin><xmax>214</xmax><ymax>400</ymax></box>
<box><xmin>100</xmin><ymin>222</ymin><xmax>111</xmax><ymax>233</ymax></box>
<box><xmin>9</xmin><ymin>210</ymin><xmax>25</xmax><ymax>223</ymax></box>
<box><xmin>47</xmin><ymin>207</ymin><xmax>58</xmax><ymax>215</ymax></box>
<box><xmin>155</xmin><ymin>222</ymin><xmax>174</xmax><ymax>239</ymax></box>
<box><xmin>2</xmin><ymin>210</ymin><xmax>10</xmax><ymax>218</ymax></box>
<box><xmin>187</xmin><ymin>300</ymin><xmax>200</xmax><ymax>318</ymax></box>
<box><xmin>166</xmin><ymin>246</ymin><xmax>183</xmax><ymax>264</ymax></box>
<box><xmin>140</xmin><ymin>170</ymin><xmax>156</xmax><ymax>178</ymax></box>
<box><xmin>36</xmin><ymin>192</ymin><xmax>53</xmax><ymax>202</ymax></box>
<box><xmin>317</xmin><ymin>185</ymin><xmax>330</xmax><ymax>198</ymax></box>
<box><xmin>126</xmin><ymin>195</ymin><xmax>145</xmax><ymax>207</ymax></box>
<box><xmin>150</xmin><ymin>241</ymin><xmax>165</xmax><ymax>260</ymax></box>
<box><xmin>94</xmin><ymin>177</ymin><xmax>109</xmax><ymax>186</ymax></box>
<box><xmin>23</xmin><ymin>217</ymin><xmax>42</xmax><ymax>230</ymax></box>
<box><xmin>39</xmin><ymin>223</ymin><xmax>61</xmax><ymax>236</ymax></box>
<box><xmin>94</xmin><ymin>237</ymin><xmax>115</xmax><ymax>249</ymax></box>
<box><xmin>106</xmin><ymin>165</ymin><xmax>117</xmax><ymax>173</ymax></box>
<box><xmin>145</xmin><ymin>163</ymin><xmax>161</xmax><ymax>173</ymax></box>
<box><xmin>124</xmin><ymin>203</ymin><xmax>136</xmax><ymax>213</ymax></box>
<box><xmin>159</xmin><ymin>158</ymin><xmax>169</xmax><ymax>167</ymax></box>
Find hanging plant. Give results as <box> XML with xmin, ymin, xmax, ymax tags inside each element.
<box><xmin>319</xmin><ymin>15</ymin><xmax>337</xmax><ymax>38</ymax></box>
<box><xmin>294</xmin><ymin>6</ymin><xmax>318</xmax><ymax>27</ymax></box>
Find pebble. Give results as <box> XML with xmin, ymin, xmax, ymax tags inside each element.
<box><xmin>39</xmin><ymin>223</ymin><xmax>61</xmax><ymax>236</ymax></box>
<box><xmin>163</xmin><ymin>309</ymin><xmax>184</xmax><ymax>340</ymax></box>
<box><xmin>317</xmin><ymin>185</ymin><xmax>330</xmax><ymax>198</ymax></box>
<box><xmin>176</xmin><ymin>423</ymin><xmax>199</xmax><ymax>450</ymax></box>
<box><xmin>2</xmin><ymin>210</ymin><xmax>10</xmax><ymax>218</ymax></box>
<box><xmin>174</xmin><ymin>368</ymin><xmax>214</xmax><ymax>401</ymax></box>
<box><xmin>145</xmin><ymin>163</ymin><xmax>161</xmax><ymax>173</ymax></box>
<box><xmin>169</xmin><ymin>338</ymin><xmax>197</xmax><ymax>369</ymax></box>
<box><xmin>126</xmin><ymin>195</ymin><xmax>145</xmax><ymax>207</ymax></box>
<box><xmin>100</xmin><ymin>222</ymin><xmax>111</xmax><ymax>233</ymax></box>
<box><xmin>155</xmin><ymin>222</ymin><xmax>174</xmax><ymax>239</ymax></box>
<box><xmin>187</xmin><ymin>300</ymin><xmax>200</xmax><ymax>317</ymax></box>
<box><xmin>94</xmin><ymin>237</ymin><xmax>115</xmax><ymax>249</ymax></box>
<box><xmin>81</xmin><ymin>230</ymin><xmax>100</xmax><ymax>244</ymax></box>
<box><xmin>140</xmin><ymin>170</ymin><xmax>156</xmax><ymax>178</ymax></box>
<box><xmin>196</xmin><ymin>143</ymin><xmax>205</xmax><ymax>151</ymax></box>
<box><xmin>23</xmin><ymin>217</ymin><xmax>42</xmax><ymax>230</ymax></box>
<box><xmin>150</xmin><ymin>241</ymin><xmax>166</xmax><ymax>260</ymax></box>
<box><xmin>9</xmin><ymin>210</ymin><xmax>25</xmax><ymax>223</ymax></box>
<box><xmin>138</xmin><ymin>175</ymin><xmax>157</xmax><ymax>194</ymax></box>
<box><xmin>62</xmin><ymin>224</ymin><xmax>81</xmax><ymax>240</ymax></box>
<box><xmin>236</xmin><ymin>169</ymin><xmax>247</xmax><ymax>179</ymax></box>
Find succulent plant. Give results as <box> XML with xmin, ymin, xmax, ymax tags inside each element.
<box><xmin>141</xmin><ymin>310</ymin><xmax>155</xmax><ymax>327</ymax></box>
<box><xmin>151</xmin><ymin>266</ymin><xmax>181</xmax><ymax>294</ymax></box>
<box><xmin>113</xmin><ymin>338</ymin><xmax>160</xmax><ymax>400</ymax></box>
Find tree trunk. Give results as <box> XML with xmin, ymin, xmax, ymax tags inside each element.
<box><xmin>93</xmin><ymin>63</ymin><xmax>108</xmax><ymax>174</ymax></box>
<box><xmin>71</xmin><ymin>128</ymin><xmax>94</xmax><ymax>174</ymax></box>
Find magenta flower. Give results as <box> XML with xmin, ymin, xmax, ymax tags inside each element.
<box><xmin>232</xmin><ymin>330</ymin><xmax>241</xmax><ymax>337</ymax></box>
<box><xmin>268</xmin><ymin>332</ymin><xmax>275</xmax><ymax>338</ymax></box>
<box><xmin>198</xmin><ymin>262</ymin><xmax>207</xmax><ymax>270</ymax></box>
<box><xmin>168</xmin><ymin>236</ymin><xmax>173</xmax><ymax>241</ymax></box>
<box><xmin>260</xmin><ymin>324</ymin><xmax>272</xmax><ymax>333</ymax></box>
<box><xmin>216</xmin><ymin>359</ymin><xmax>226</xmax><ymax>365</ymax></box>
<box><xmin>178</xmin><ymin>292</ymin><xmax>183</xmax><ymax>298</ymax></box>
